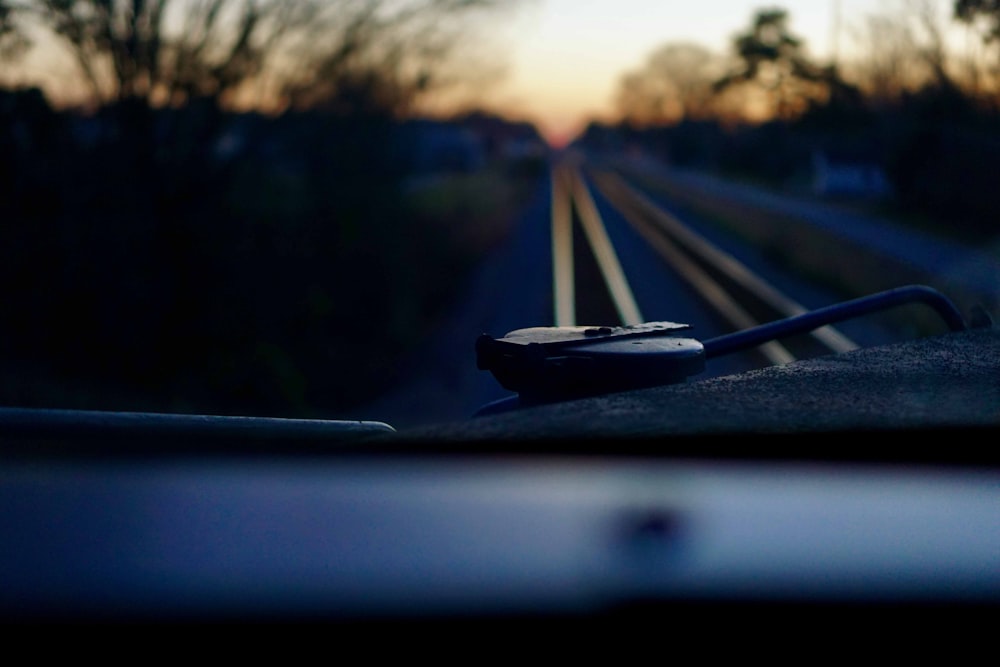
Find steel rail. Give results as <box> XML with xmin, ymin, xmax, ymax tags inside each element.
<box><xmin>565</xmin><ymin>162</ymin><xmax>645</xmax><ymax>327</ymax></box>
<box><xmin>581</xmin><ymin>167</ymin><xmax>793</xmax><ymax>364</ymax></box>
<box><xmin>591</xmin><ymin>169</ymin><xmax>859</xmax><ymax>354</ymax></box>
<box><xmin>584</xmin><ymin>166</ymin><xmax>862</xmax><ymax>362</ymax></box>
<box><xmin>550</xmin><ymin>163</ymin><xmax>576</xmax><ymax>327</ymax></box>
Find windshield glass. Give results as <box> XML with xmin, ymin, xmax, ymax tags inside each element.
<box><xmin>3</xmin><ymin>1</ymin><xmax>1000</xmax><ymax>628</ymax></box>
<box><xmin>1</xmin><ymin>0</ymin><xmax>998</xmax><ymax>434</ymax></box>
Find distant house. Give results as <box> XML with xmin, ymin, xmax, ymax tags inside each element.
<box><xmin>451</xmin><ymin>111</ymin><xmax>547</xmax><ymax>162</ymax></box>
<box><xmin>396</xmin><ymin>113</ymin><xmax>548</xmax><ymax>176</ymax></box>
<box><xmin>810</xmin><ymin>148</ymin><xmax>892</xmax><ymax>199</ymax></box>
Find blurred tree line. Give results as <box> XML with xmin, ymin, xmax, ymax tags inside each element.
<box><xmin>594</xmin><ymin>1</ymin><xmax>1000</xmax><ymax>243</ymax></box>
<box><xmin>0</xmin><ymin>0</ymin><xmax>544</xmax><ymax>417</ymax></box>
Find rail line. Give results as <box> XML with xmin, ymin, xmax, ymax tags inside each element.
<box><xmin>549</xmin><ymin>155</ymin><xmax>860</xmax><ymax>369</ymax></box>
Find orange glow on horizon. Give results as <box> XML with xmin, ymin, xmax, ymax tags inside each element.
<box><xmin>531</xmin><ymin>113</ymin><xmax>609</xmax><ymax>149</ymax></box>
<box><xmin>540</xmin><ymin>125</ymin><xmax>577</xmax><ymax>149</ymax></box>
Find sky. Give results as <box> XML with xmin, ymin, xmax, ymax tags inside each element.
<box><xmin>473</xmin><ymin>0</ymin><xmax>927</xmax><ymax>145</ymax></box>
<box><xmin>6</xmin><ymin>0</ymin><xmax>968</xmax><ymax>146</ymax></box>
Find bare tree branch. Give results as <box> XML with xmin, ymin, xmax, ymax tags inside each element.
<box><xmin>4</xmin><ymin>0</ymin><xmax>516</xmax><ymax>114</ymax></box>
<box><xmin>616</xmin><ymin>42</ymin><xmax>724</xmax><ymax>126</ymax></box>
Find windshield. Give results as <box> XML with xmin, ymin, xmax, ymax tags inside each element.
<box><xmin>1</xmin><ymin>0</ymin><xmax>998</xmax><ymax>433</ymax></box>
<box><xmin>3</xmin><ymin>1</ymin><xmax>1000</xmax><ymax>627</ymax></box>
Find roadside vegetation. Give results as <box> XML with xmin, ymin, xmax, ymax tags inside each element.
<box><xmin>582</xmin><ymin>1</ymin><xmax>1000</xmax><ymax>247</ymax></box>
<box><xmin>0</xmin><ymin>0</ymin><xmax>543</xmax><ymax>418</ymax></box>
<box><xmin>3</xmin><ymin>1</ymin><xmax>995</xmax><ymax>418</ymax></box>
<box><xmin>576</xmin><ymin>1</ymin><xmax>1000</xmax><ymax>336</ymax></box>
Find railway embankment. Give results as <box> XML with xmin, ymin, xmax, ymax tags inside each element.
<box><xmin>608</xmin><ymin>155</ymin><xmax>1000</xmax><ymax>336</ymax></box>
<box><xmin>359</xmin><ymin>156</ymin><xmax>1000</xmax><ymax>440</ymax></box>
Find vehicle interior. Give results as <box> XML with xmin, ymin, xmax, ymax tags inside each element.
<box><xmin>1</xmin><ymin>0</ymin><xmax>998</xmax><ymax>632</ymax></box>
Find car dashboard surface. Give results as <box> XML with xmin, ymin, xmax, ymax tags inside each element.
<box><xmin>2</xmin><ymin>425</ymin><xmax>998</xmax><ymax>629</ymax></box>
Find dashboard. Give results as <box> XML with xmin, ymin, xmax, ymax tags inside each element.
<box><xmin>2</xmin><ymin>425</ymin><xmax>998</xmax><ymax>629</ymax></box>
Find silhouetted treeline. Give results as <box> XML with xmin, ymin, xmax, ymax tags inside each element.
<box><xmin>0</xmin><ymin>87</ymin><xmax>546</xmax><ymax>417</ymax></box>
<box><xmin>592</xmin><ymin>3</ymin><xmax>1000</xmax><ymax>243</ymax></box>
<box><xmin>582</xmin><ymin>82</ymin><xmax>1000</xmax><ymax>242</ymax></box>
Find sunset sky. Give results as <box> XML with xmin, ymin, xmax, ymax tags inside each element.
<box><xmin>6</xmin><ymin>0</ymin><xmax>969</xmax><ymax>146</ymax></box>
<box><xmin>476</xmin><ymin>0</ymin><xmax>943</xmax><ymax>145</ymax></box>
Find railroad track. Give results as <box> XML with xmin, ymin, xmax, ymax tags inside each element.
<box><xmin>549</xmin><ymin>154</ymin><xmax>860</xmax><ymax>370</ymax></box>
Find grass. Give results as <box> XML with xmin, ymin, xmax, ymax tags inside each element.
<box><xmin>403</xmin><ymin>158</ymin><xmax>545</xmax><ymax>258</ymax></box>
<box><xmin>613</xmin><ymin>162</ymin><xmax>996</xmax><ymax>337</ymax></box>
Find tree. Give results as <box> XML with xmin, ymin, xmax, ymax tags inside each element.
<box><xmin>0</xmin><ymin>2</ymin><xmax>29</xmax><ymax>62</ymax></box>
<box><xmin>956</xmin><ymin>0</ymin><xmax>1000</xmax><ymax>43</ymax></box>
<box><xmin>713</xmin><ymin>7</ymin><xmax>835</xmax><ymax>120</ymax></box>
<box><xmin>850</xmin><ymin>11</ymin><xmax>926</xmax><ymax>106</ymax></box>
<box><xmin>848</xmin><ymin>1</ymin><xmax>989</xmax><ymax>106</ymax></box>
<box><xmin>278</xmin><ymin>1</ymin><xmax>511</xmax><ymax>117</ymax></box>
<box><xmin>615</xmin><ymin>42</ymin><xmax>723</xmax><ymax>126</ymax></box>
<box><xmin>955</xmin><ymin>0</ymin><xmax>1000</xmax><ymax>89</ymax></box>
<box><xmin>912</xmin><ymin>0</ymin><xmax>960</xmax><ymax>92</ymax></box>
<box><xmin>1</xmin><ymin>0</ymin><xmax>514</xmax><ymax>115</ymax></box>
